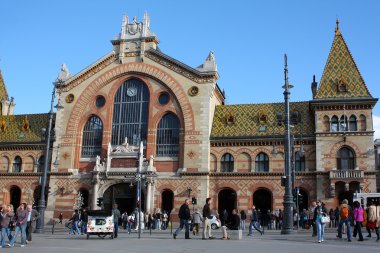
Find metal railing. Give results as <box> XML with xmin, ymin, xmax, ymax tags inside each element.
<box><xmin>329</xmin><ymin>169</ymin><xmax>364</xmax><ymax>179</ymax></box>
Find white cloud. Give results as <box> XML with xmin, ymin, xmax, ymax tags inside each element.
<box><xmin>373</xmin><ymin>115</ymin><xmax>380</xmax><ymax>140</ymax></box>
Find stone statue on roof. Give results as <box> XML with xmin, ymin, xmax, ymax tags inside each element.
<box><xmin>56</xmin><ymin>64</ymin><xmax>72</xmax><ymax>84</ymax></box>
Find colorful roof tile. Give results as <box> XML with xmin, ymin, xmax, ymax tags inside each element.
<box><xmin>314</xmin><ymin>23</ymin><xmax>372</xmax><ymax>99</ymax></box>
<box><xmin>0</xmin><ymin>113</ymin><xmax>53</xmax><ymax>143</ymax></box>
<box><xmin>211</xmin><ymin>102</ymin><xmax>314</xmax><ymax>139</ymax></box>
<box><xmin>0</xmin><ymin>70</ymin><xmax>8</xmax><ymax>102</ymax></box>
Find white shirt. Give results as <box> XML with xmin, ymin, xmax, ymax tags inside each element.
<box><xmin>27</xmin><ymin>211</ymin><xmax>32</xmax><ymax>222</ymax></box>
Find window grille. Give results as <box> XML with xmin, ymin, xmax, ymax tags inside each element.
<box><xmin>156</xmin><ymin>113</ymin><xmax>180</xmax><ymax>157</ymax></box>
<box><xmin>81</xmin><ymin>115</ymin><xmax>103</xmax><ymax>158</ymax></box>
<box><xmin>112</xmin><ymin>79</ymin><xmax>149</xmax><ymax>145</ymax></box>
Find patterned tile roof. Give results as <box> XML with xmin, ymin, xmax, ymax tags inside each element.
<box><xmin>0</xmin><ymin>70</ymin><xmax>8</xmax><ymax>102</ymax></box>
<box><xmin>314</xmin><ymin>25</ymin><xmax>373</xmax><ymax>99</ymax></box>
<box><xmin>0</xmin><ymin>113</ymin><xmax>53</xmax><ymax>143</ymax></box>
<box><xmin>210</xmin><ymin>102</ymin><xmax>314</xmax><ymax>139</ymax></box>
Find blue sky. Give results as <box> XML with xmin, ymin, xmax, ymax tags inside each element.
<box><xmin>0</xmin><ymin>0</ymin><xmax>379</xmax><ymax>137</ymax></box>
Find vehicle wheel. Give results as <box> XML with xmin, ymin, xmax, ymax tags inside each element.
<box><xmin>211</xmin><ymin>223</ymin><xmax>218</xmax><ymax>230</ymax></box>
<box><xmin>86</xmin><ymin>234</ymin><xmax>89</xmax><ymax>240</ymax></box>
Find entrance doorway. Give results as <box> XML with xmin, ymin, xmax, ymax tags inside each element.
<box><xmin>10</xmin><ymin>186</ymin><xmax>21</xmax><ymax>209</ymax></box>
<box><xmin>161</xmin><ymin>189</ymin><xmax>174</xmax><ymax>214</ymax></box>
<box><xmin>298</xmin><ymin>188</ymin><xmax>309</xmax><ymax>212</ymax></box>
<box><xmin>252</xmin><ymin>188</ymin><xmax>272</xmax><ymax>212</ymax></box>
<box><xmin>103</xmin><ymin>183</ymin><xmax>145</xmax><ymax>215</ymax></box>
<box><xmin>218</xmin><ymin>188</ymin><xmax>237</xmax><ymax>222</ymax></box>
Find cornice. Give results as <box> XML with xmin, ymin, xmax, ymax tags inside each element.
<box><xmin>0</xmin><ymin>172</ymin><xmax>73</xmax><ymax>177</ymax></box>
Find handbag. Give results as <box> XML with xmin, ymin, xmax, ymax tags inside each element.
<box><xmin>321</xmin><ymin>214</ymin><xmax>330</xmax><ymax>224</ymax></box>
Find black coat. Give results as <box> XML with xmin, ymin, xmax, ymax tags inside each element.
<box><xmin>178</xmin><ymin>204</ymin><xmax>190</xmax><ymax>220</ymax></box>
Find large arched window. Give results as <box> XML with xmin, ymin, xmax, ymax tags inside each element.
<box><xmin>337</xmin><ymin>147</ymin><xmax>355</xmax><ymax>170</ymax></box>
<box><xmin>12</xmin><ymin>156</ymin><xmax>22</xmax><ymax>172</ymax></box>
<box><xmin>255</xmin><ymin>152</ymin><xmax>269</xmax><ymax>172</ymax></box>
<box><xmin>81</xmin><ymin>115</ymin><xmax>103</xmax><ymax>158</ymax></box>
<box><xmin>112</xmin><ymin>78</ymin><xmax>149</xmax><ymax>145</ymax></box>
<box><xmin>349</xmin><ymin>115</ymin><xmax>357</xmax><ymax>131</ymax></box>
<box><xmin>295</xmin><ymin>152</ymin><xmax>305</xmax><ymax>171</ymax></box>
<box><xmin>221</xmin><ymin>153</ymin><xmax>234</xmax><ymax>172</ymax></box>
<box><xmin>331</xmin><ymin>116</ymin><xmax>339</xmax><ymax>132</ymax></box>
<box><xmin>156</xmin><ymin>113</ymin><xmax>180</xmax><ymax>157</ymax></box>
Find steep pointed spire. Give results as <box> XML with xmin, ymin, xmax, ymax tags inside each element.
<box><xmin>0</xmin><ymin>69</ymin><xmax>8</xmax><ymax>101</ymax></box>
<box><xmin>314</xmin><ymin>21</ymin><xmax>373</xmax><ymax>99</ymax></box>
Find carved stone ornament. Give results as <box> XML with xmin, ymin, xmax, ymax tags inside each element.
<box><xmin>188</xmin><ymin>86</ymin><xmax>199</xmax><ymax>96</ymax></box>
<box><xmin>127</xmin><ymin>17</ymin><xmax>142</xmax><ymax>35</ymax></box>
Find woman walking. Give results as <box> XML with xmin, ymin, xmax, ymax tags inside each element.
<box><xmin>314</xmin><ymin>200</ymin><xmax>327</xmax><ymax>243</ymax></box>
<box><xmin>352</xmin><ymin>201</ymin><xmax>364</xmax><ymax>241</ymax></box>
<box><xmin>1</xmin><ymin>205</ymin><xmax>14</xmax><ymax>248</ymax></box>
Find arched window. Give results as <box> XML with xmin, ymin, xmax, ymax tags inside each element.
<box><xmin>112</xmin><ymin>78</ymin><xmax>149</xmax><ymax>145</ymax></box>
<box><xmin>221</xmin><ymin>153</ymin><xmax>234</xmax><ymax>172</ymax></box>
<box><xmin>331</xmin><ymin>116</ymin><xmax>339</xmax><ymax>132</ymax></box>
<box><xmin>37</xmin><ymin>156</ymin><xmax>45</xmax><ymax>173</ymax></box>
<box><xmin>323</xmin><ymin>115</ymin><xmax>330</xmax><ymax>132</ymax></box>
<box><xmin>156</xmin><ymin>113</ymin><xmax>180</xmax><ymax>157</ymax></box>
<box><xmin>1</xmin><ymin>156</ymin><xmax>9</xmax><ymax>172</ymax></box>
<box><xmin>81</xmin><ymin>115</ymin><xmax>103</xmax><ymax>158</ymax></box>
<box><xmin>255</xmin><ymin>152</ymin><xmax>269</xmax><ymax>172</ymax></box>
<box><xmin>359</xmin><ymin>115</ymin><xmax>366</xmax><ymax>131</ymax></box>
<box><xmin>337</xmin><ymin>147</ymin><xmax>355</xmax><ymax>170</ymax></box>
<box><xmin>295</xmin><ymin>152</ymin><xmax>305</xmax><ymax>171</ymax></box>
<box><xmin>340</xmin><ymin>115</ymin><xmax>347</xmax><ymax>132</ymax></box>
<box><xmin>12</xmin><ymin>156</ymin><xmax>22</xmax><ymax>172</ymax></box>
<box><xmin>349</xmin><ymin>115</ymin><xmax>357</xmax><ymax>131</ymax></box>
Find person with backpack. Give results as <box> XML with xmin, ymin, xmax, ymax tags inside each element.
<box><xmin>336</xmin><ymin>199</ymin><xmax>352</xmax><ymax>242</ymax></box>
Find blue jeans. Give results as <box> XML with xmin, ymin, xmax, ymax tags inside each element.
<box><xmin>81</xmin><ymin>221</ymin><xmax>87</xmax><ymax>234</ymax></box>
<box><xmin>248</xmin><ymin>220</ymin><xmax>262</xmax><ymax>235</ymax></box>
<box><xmin>10</xmin><ymin>224</ymin><xmax>27</xmax><ymax>246</ymax></box>
<box><xmin>241</xmin><ymin>220</ymin><xmax>246</xmax><ymax>230</ymax></box>
<box><xmin>69</xmin><ymin>221</ymin><xmax>81</xmax><ymax>235</ymax></box>
<box><xmin>316</xmin><ymin>219</ymin><xmax>325</xmax><ymax>241</ymax></box>
<box><xmin>174</xmin><ymin>219</ymin><xmax>189</xmax><ymax>236</ymax></box>
<box><xmin>338</xmin><ymin>218</ymin><xmax>352</xmax><ymax>240</ymax></box>
<box><xmin>1</xmin><ymin>227</ymin><xmax>12</xmax><ymax>247</ymax></box>
<box><xmin>114</xmin><ymin>222</ymin><xmax>119</xmax><ymax>237</ymax></box>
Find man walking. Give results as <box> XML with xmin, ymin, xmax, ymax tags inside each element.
<box><xmin>112</xmin><ymin>204</ymin><xmax>121</xmax><ymax>238</ymax></box>
<box><xmin>26</xmin><ymin>205</ymin><xmax>40</xmax><ymax>244</ymax></box>
<box><xmin>202</xmin><ymin>198</ymin><xmax>215</xmax><ymax>240</ymax></box>
<box><xmin>173</xmin><ymin>199</ymin><xmax>191</xmax><ymax>239</ymax></box>
<box><xmin>247</xmin><ymin>205</ymin><xmax>263</xmax><ymax>236</ymax></box>
<box><xmin>337</xmin><ymin>199</ymin><xmax>352</xmax><ymax>242</ymax></box>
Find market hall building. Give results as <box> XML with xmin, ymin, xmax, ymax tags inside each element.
<box><xmin>0</xmin><ymin>15</ymin><xmax>377</xmax><ymax>222</ymax></box>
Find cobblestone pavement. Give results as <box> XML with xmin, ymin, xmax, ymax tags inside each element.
<box><xmin>4</xmin><ymin>225</ymin><xmax>379</xmax><ymax>253</ymax></box>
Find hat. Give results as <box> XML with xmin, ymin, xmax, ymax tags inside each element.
<box><xmin>342</xmin><ymin>199</ymin><xmax>348</xmax><ymax>204</ymax></box>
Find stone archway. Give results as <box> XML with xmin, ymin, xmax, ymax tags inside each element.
<box><xmin>218</xmin><ymin>188</ymin><xmax>237</xmax><ymax>223</ymax></box>
<box><xmin>252</xmin><ymin>188</ymin><xmax>272</xmax><ymax>213</ymax></box>
<box><xmin>161</xmin><ymin>189</ymin><xmax>174</xmax><ymax>214</ymax></box>
<box><xmin>10</xmin><ymin>186</ymin><xmax>21</xmax><ymax>209</ymax></box>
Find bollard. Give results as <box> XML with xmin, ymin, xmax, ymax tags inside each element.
<box><xmin>52</xmin><ymin>220</ymin><xmax>55</xmax><ymax>234</ymax></box>
<box><xmin>170</xmin><ymin>221</ymin><xmax>173</xmax><ymax>235</ymax></box>
<box><xmin>150</xmin><ymin>224</ymin><xmax>152</xmax><ymax>236</ymax></box>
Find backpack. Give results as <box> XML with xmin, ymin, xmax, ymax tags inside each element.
<box><xmin>340</xmin><ymin>205</ymin><xmax>349</xmax><ymax>219</ymax></box>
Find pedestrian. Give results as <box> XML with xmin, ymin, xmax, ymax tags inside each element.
<box><xmin>80</xmin><ymin>209</ymin><xmax>88</xmax><ymax>235</ymax></box>
<box><xmin>162</xmin><ymin>211</ymin><xmax>168</xmax><ymax>230</ymax></box>
<box><xmin>173</xmin><ymin>199</ymin><xmax>191</xmax><ymax>239</ymax></box>
<box><xmin>336</xmin><ymin>199</ymin><xmax>352</xmax><ymax>242</ymax></box>
<box><xmin>367</xmin><ymin>201</ymin><xmax>379</xmax><ymax>240</ymax></box>
<box><xmin>155</xmin><ymin>209</ymin><xmax>161</xmax><ymax>230</ymax></box>
<box><xmin>334</xmin><ymin>207</ymin><xmax>339</xmax><ymax>228</ymax></box>
<box><xmin>352</xmin><ymin>201</ymin><xmax>364</xmax><ymax>241</ymax></box>
<box><xmin>122</xmin><ymin>211</ymin><xmax>129</xmax><ymax>230</ymax></box>
<box><xmin>240</xmin><ymin>210</ymin><xmax>247</xmax><ymax>230</ymax></box>
<box><xmin>221</xmin><ymin>209</ymin><xmax>240</xmax><ymax>240</ymax></box>
<box><xmin>112</xmin><ymin>204</ymin><xmax>121</xmax><ymax>238</ymax></box>
<box><xmin>314</xmin><ymin>200</ymin><xmax>327</xmax><ymax>243</ymax></box>
<box><xmin>191</xmin><ymin>208</ymin><xmax>203</xmax><ymax>236</ymax></box>
<box><xmin>26</xmin><ymin>204</ymin><xmax>40</xmax><ymax>244</ymax></box>
<box><xmin>202</xmin><ymin>197</ymin><xmax>215</xmax><ymax>240</ymax></box>
<box><xmin>10</xmin><ymin>203</ymin><xmax>28</xmax><ymax>247</ymax></box>
<box><xmin>221</xmin><ymin>209</ymin><xmax>228</xmax><ymax>226</ymax></box>
<box><xmin>329</xmin><ymin>208</ymin><xmax>335</xmax><ymax>228</ymax></box>
<box><xmin>1</xmin><ymin>204</ymin><xmax>14</xmax><ymax>248</ymax></box>
<box><xmin>58</xmin><ymin>213</ymin><xmax>63</xmax><ymax>224</ymax></box>
<box><xmin>308</xmin><ymin>201</ymin><xmax>317</xmax><ymax>236</ymax></box>
<box><xmin>247</xmin><ymin>205</ymin><xmax>263</xmax><ymax>236</ymax></box>
<box><xmin>69</xmin><ymin>209</ymin><xmax>81</xmax><ymax>235</ymax></box>
<box><xmin>265</xmin><ymin>210</ymin><xmax>272</xmax><ymax>230</ymax></box>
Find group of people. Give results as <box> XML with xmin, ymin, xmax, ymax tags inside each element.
<box><xmin>0</xmin><ymin>203</ymin><xmax>40</xmax><ymax>248</ymax></box>
<box><xmin>67</xmin><ymin>209</ymin><xmax>88</xmax><ymax>236</ymax></box>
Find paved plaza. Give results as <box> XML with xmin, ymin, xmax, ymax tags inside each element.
<box><xmin>4</xmin><ymin>226</ymin><xmax>380</xmax><ymax>253</ymax></box>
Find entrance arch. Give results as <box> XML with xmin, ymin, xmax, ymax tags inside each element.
<box><xmin>252</xmin><ymin>188</ymin><xmax>272</xmax><ymax>213</ymax></box>
<box><xmin>161</xmin><ymin>189</ymin><xmax>174</xmax><ymax>214</ymax></box>
<box><xmin>103</xmin><ymin>183</ymin><xmax>145</xmax><ymax>214</ymax></box>
<box><xmin>10</xmin><ymin>186</ymin><xmax>21</xmax><ymax>209</ymax></box>
<box><xmin>218</xmin><ymin>188</ymin><xmax>237</xmax><ymax>222</ymax></box>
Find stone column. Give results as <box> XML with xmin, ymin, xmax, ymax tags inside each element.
<box><xmin>145</xmin><ymin>179</ymin><xmax>154</xmax><ymax>213</ymax></box>
<box><xmin>92</xmin><ymin>177</ymin><xmax>100</xmax><ymax>210</ymax></box>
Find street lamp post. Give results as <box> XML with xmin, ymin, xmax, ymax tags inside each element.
<box><xmin>137</xmin><ymin>141</ymin><xmax>144</xmax><ymax>239</ymax></box>
<box><xmin>281</xmin><ymin>54</ymin><xmax>294</xmax><ymax>234</ymax></box>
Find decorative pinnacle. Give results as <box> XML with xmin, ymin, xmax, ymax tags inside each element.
<box><xmin>335</xmin><ymin>19</ymin><xmax>340</xmax><ymax>33</ymax></box>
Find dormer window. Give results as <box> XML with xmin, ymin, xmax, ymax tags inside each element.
<box><xmin>337</xmin><ymin>79</ymin><xmax>348</xmax><ymax>92</ymax></box>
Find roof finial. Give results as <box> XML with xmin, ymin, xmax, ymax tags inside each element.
<box><xmin>335</xmin><ymin>18</ymin><xmax>340</xmax><ymax>32</ymax></box>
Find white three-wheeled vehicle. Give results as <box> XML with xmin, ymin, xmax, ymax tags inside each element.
<box><xmin>86</xmin><ymin>210</ymin><xmax>114</xmax><ymax>239</ymax></box>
